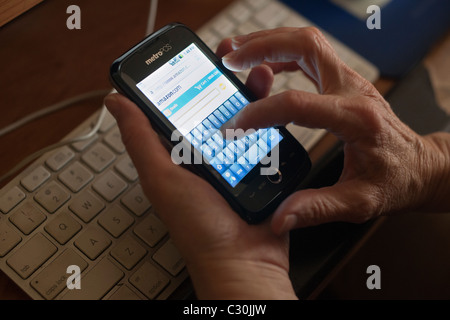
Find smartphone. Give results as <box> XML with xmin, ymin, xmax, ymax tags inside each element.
<box><xmin>110</xmin><ymin>23</ymin><xmax>311</xmax><ymax>224</ymax></box>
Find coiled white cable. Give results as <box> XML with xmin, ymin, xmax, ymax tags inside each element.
<box><xmin>0</xmin><ymin>0</ymin><xmax>159</xmax><ymax>184</ymax></box>
<box><xmin>0</xmin><ymin>91</ymin><xmax>110</xmax><ymax>183</ymax></box>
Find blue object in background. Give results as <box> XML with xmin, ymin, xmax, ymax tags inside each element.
<box><xmin>280</xmin><ymin>0</ymin><xmax>450</xmax><ymax>78</ymax></box>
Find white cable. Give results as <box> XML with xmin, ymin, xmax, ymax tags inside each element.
<box><xmin>0</xmin><ymin>91</ymin><xmax>110</xmax><ymax>184</ymax></box>
<box><xmin>0</xmin><ymin>106</ymin><xmax>108</xmax><ymax>184</ymax></box>
<box><xmin>0</xmin><ymin>89</ymin><xmax>111</xmax><ymax>137</ymax></box>
<box><xmin>1</xmin><ymin>0</ymin><xmax>160</xmax><ymax>184</ymax></box>
<box><xmin>146</xmin><ymin>0</ymin><xmax>158</xmax><ymax>36</ymax></box>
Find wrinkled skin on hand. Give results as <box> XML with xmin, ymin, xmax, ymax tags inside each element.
<box><xmin>105</xmin><ymin>27</ymin><xmax>450</xmax><ymax>299</ymax></box>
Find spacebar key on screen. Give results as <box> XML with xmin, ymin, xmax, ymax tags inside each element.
<box><xmin>61</xmin><ymin>257</ymin><xmax>124</xmax><ymax>300</ymax></box>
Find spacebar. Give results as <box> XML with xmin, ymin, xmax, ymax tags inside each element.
<box><xmin>61</xmin><ymin>257</ymin><xmax>124</xmax><ymax>300</ymax></box>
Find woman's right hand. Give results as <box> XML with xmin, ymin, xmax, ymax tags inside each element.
<box><xmin>217</xmin><ymin>27</ymin><xmax>450</xmax><ymax>235</ymax></box>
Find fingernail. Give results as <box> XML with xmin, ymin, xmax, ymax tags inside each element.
<box><xmin>231</xmin><ymin>35</ymin><xmax>247</xmax><ymax>49</ymax></box>
<box><xmin>222</xmin><ymin>51</ymin><xmax>242</xmax><ymax>72</ymax></box>
<box><xmin>222</xmin><ymin>50</ymin><xmax>236</xmax><ymax>62</ymax></box>
<box><xmin>279</xmin><ymin>214</ymin><xmax>297</xmax><ymax>234</ymax></box>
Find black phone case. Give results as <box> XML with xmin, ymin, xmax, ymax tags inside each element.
<box><xmin>109</xmin><ymin>23</ymin><xmax>311</xmax><ymax>224</ymax></box>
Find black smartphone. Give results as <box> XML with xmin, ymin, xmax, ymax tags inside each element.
<box><xmin>110</xmin><ymin>23</ymin><xmax>311</xmax><ymax>224</ymax></box>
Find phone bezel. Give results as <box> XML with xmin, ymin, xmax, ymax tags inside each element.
<box><xmin>110</xmin><ymin>23</ymin><xmax>311</xmax><ymax>223</ymax></box>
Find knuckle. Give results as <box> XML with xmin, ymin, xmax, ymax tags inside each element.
<box><xmin>346</xmin><ymin>97</ymin><xmax>386</xmax><ymax>133</ymax></box>
<box><xmin>297</xmin><ymin>26</ymin><xmax>330</xmax><ymax>53</ymax></box>
<box><xmin>279</xmin><ymin>89</ymin><xmax>302</xmax><ymax>106</ymax></box>
<box><xmin>302</xmin><ymin>26</ymin><xmax>323</xmax><ymax>40</ymax></box>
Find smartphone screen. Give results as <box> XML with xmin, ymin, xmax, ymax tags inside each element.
<box><xmin>135</xmin><ymin>43</ymin><xmax>283</xmax><ymax>188</ymax></box>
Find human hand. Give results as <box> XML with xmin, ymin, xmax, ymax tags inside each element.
<box><xmin>104</xmin><ymin>64</ymin><xmax>297</xmax><ymax>299</ymax></box>
<box><xmin>218</xmin><ymin>27</ymin><xmax>450</xmax><ymax>235</ymax></box>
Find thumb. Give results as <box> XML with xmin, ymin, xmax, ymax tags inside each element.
<box><xmin>271</xmin><ymin>182</ymin><xmax>377</xmax><ymax>235</ymax></box>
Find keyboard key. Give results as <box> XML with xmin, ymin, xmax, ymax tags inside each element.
<box><xmin>207</xmin><ymin>114</ymin><xmax>222</xmax><ymax>128</ymax></box>
<box><xmin>224</xmin><ymin>145</ymin><xmax>237</xmax><ymax>162</ymax></box>
<box><xmin>72</xmin><ymin>133</ymin><xmax>98</xmax><ymax>152</ymax></box>
<box><xmin>34</xmin><ymin>181</ymin><xmax>70</xmax><ymax>213</ymax></box>
<box><xmin>129</xmin><ymin>261</ymin><xmax>169</xmax><ymax>300</ymax></box>
<box><xmin>197</xmin><ymin>28</ymin><xmax>219</xmax><ymax>48</ymax></box>
<box><xmin>74</xmin><ymin>225</ymin><xmax>111</xmax><ymax>260</ymax></box>
<box><xmin>211</xmin><ymin>15</ymin><xmax>235</xmax><ymax>37</ymax></box>
<box><xmin>82</xmin><ymin>143</ymin><xmax>116</xmax><ymax>173</ymax></box>
<box><xmin>266</xmin><ymin>128</ymin><xmax>282</xmax><ymax>147</ymax></box>
<box><xmin>202</xmin><ymin>118</ymin><xmax>216</xmax><ymax>132</ymax></box>
<box><xmin>222</xmin><ymin>169</ymin><xmax>238</xmax><ymax>187</ymax></box>
<box><xmin>230</xmin><ymin>164</ymin><xmax>247</xmax><ymax>179</ymax></box>
<box><xmin>115</xmin><ymin>155</ymin><xmax>138</xmax><ymax>182</ymax></box>
<box><xmin>44</xmin><ymin>212</ymin><xmax>82</xmax><ymax>245</ymax></box>
<box><xmin>45</xmin><ymin>146</ymin><xmax>75</xmax><ymax>172</ymax></box>
<box><xmin>153</xmin><ymin>240</ymin><xmax>185</xmax><ymax>276</ymax></box>
<box><xmin>30</xmin><ymin>249</ymin><xmax>88</xmax><ymax>300</ymax></box>
<box><xmin>9</xmin><ymin>202</ymin><xmax>46</xmax><ymax>235</ymax></box>
<box><xmin>21</xmin><ymin>166</ymin><xmax>51</xmax><ymax>192</ymax></box>
<box><xmin>233</xmin><ymin>91</ymin><xmax>249</xmax><ymax>106</ymax></box>
<box><xmin>92</xmin><ymin>171</ymin><xmax>127</xmax><ymax>202</ymax></box>
<box><xmin>186</xmin><ymin>133</ymin><xmax>201</xmax><ymax>151</ymax></box>
<box><xmin>104</xmin><ymin>127</ymin><xmax>126</xmax><ymax>154</ymax></box>
<box><xmin>7</xmin><ymin>233</ymin><xmax>57</xmax><ymax>279</ymax></box>
<box><xmin>246</xmin><ymin>143</ymin><xmax>265</xmax><ymax>165</ymax></box>
<box><xmin>98</xmin><ymin>109</ymin><xmax>117</xmax><ymax>133</ymax></box>
<box><xmin>121</xmin><ymin>184</ymin><xmax>151</xmax><ymax>217</ymax></box>
<box><xmin>229</xmin><ymin>96</ymin><xmax>244</xmax><ymax>110</ymax></box>
<box><xmin>200</xmin><ymin>144</ymin><xmax>214</xmax><ymax>161</ymax></box>
<box><xmin>110</xmin><ymin>235</ymin><xmax>147</xmax><ymax>270</ymax></box>
<box><xmin>134</xmin><ymin>213</ymin><xmax>168</xmax><ymax>248</ymax></box>
<box><xmin>238</xmin><ymin>157</ymin><xmax>255</xmax><ymax>172</ymax></box>
<box><xmin>236</xmin><ymin>20</ymin><xmax>260</xmax><ymax>36</ymax></box>
<box><xmin>254</xmin><ymin>1</ymin><xmax>289</xmax><ymax>28</ymax></box>
<box><xmin>234</xmin><ymin>139</ymin><xmax>246</xmax><ymax>153</ymax></box>
<box><xmin>228</xmin><ymin>1</ymin><xmax>252</xmax><ymax>23</ymax></box>
<box><xmin>107</xmin><ymin>285</ymin><xmax>142</xmax><ymax>300</ymax></box>
<box><xmin>191</xmin><ymin>128</ymin><xmax>203</xmax><ymax>143</ymax></box>
<box><xmin>224</xmin><ymin>100</ymin><xmax>238</xmax><ymax>115</ymax></box>
<box><xmin>206</xmin><ymin>138</ymin><xmax>222</xmax><ymax>155</ymax></box>
<box><xmin>61</xmin><ymin>257</ymin><xmax>124</xmax><ymax>300</ymax></box>
<box><xmin>196</xmin><ymin>123</ymin><xmax>210</xmax><ymax>142</ymax></box>
<box><xmin>98</xmin><ymin>204</ymin><xmax>134</xmax><ymax>238</ymax></box>
<box><xmin>209</xmin><ymin>158</ymin><xmax>227</xmax><ymax>174</ymax></box>
<box><xmin>238</xmin><ymin>157</ymin><xmax>255</xmax><ymax>173</ymax></box>
<box><xmin>69</xmin><ymin>190</ymin><xmax>105</xmax><ymax>223</ymax></box>
<box><xmin>257</xmin><ymin>137</ymin><xmax>269</xmax><ymax>154</ymax></box>
<box><xmin>219</xmin><ymin>105</ymin><xmax>232</xmax><ymax>119</ymax></box>
<box><xmin>228</xmin><ymin>141</ymin><xmax>244</xmax><ymax>159</ymax></box>
<box><xmin>247</xmin><ymin>131</ymin><xmax>258</xmax><ymax>144</ymax></box>
<box><xmin>245</xmin><ymin>0</ymin><xmax>270</xmax><ymax>10</ymax></box>
<box><xmin>216</xmin><ymin>151</ymin><xmax>232</xmax><ymax>166</ymax></box>
<box><xmin>58</xmin><ymin>161</ymin><xmax>94</xmax><ymax>192</ymax></box>
<box><xmin>213</xmin><ymin>109</ymin><xmax>227</xmax><ymax>123</ymax></box>
<box><xmin>0</xmin><ymin>186</ymin><xmax>26</xmax><ymax>214</ymax></box>
<box><xmin>0</xmin><ymin>222</ymin><xmax>21</xmax><ymax>257</ymax></box>
<box><xmin>212</xmin><ymin>132</ymin><xmax>226</xmax><ymax>148</ymax></box>
<box><xmin>242</xmin><ymin>135</ymin><xmax>251</xmax><ymax>149</ymax></box>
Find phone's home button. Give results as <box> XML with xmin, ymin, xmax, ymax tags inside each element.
<box><xmin>267</xmin><ymin>169</ymin><xmax>282</xmax><ymax>184</ymax></box>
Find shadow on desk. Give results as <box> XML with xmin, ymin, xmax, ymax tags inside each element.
<box><xmin>296</xmin><ymin>62</ymin><xmax>450</xmax><ymax>300</ymax></box>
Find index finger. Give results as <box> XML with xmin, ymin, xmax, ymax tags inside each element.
<box><xmin>222</xmin><ymin>27</ymin><xmax>367</xmax><ymax>96</ymax></box>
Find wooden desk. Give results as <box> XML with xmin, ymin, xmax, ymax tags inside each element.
<box><xmin>0</xmin><ymin>0</ymin><xmax>235</xmax><ymax>300</ymax></box>
<box><xmin>0</xmin><ymin>0</ymin><xmax>402</xmax><ymax>300</ymax></box>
